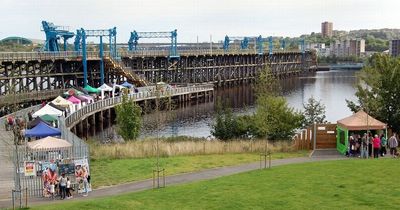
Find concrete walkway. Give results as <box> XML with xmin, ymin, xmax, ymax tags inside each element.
<box><xmin>0</xmin><ymin>105</ymin><xmax>41</xmax><ymax>201</ymax></box>
<box><xmin>0</xmin><ymin>155</ymin><xmax>345</xmax><ymax>208</ymax></box>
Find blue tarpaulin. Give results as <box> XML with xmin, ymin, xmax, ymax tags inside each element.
<box><xmin>24</xmin><ymin>121</ymin><xmax>61</xmax><ymax>138</ymax></box>
<box><xmin>121</xmin><ymin>81</ymin><xmax>134</xmax><ymax>88</ymax></box>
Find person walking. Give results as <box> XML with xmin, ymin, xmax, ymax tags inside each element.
<box><xmin>368</xmin><ymin>132</ymin><xmax>373</xmax><ymax>157</ymax></box>
<box><xmin>66</xmin><ymin>177</ymin><xmax>73</xmax><ymax>199</ymax></box>
<box><xmin>388</xmin><ymin>133</ymin><xmax>398</xmax><ymax>158</ymax></box>
<box><xmin>380</xmin><ymin>133</ymin><xmax>387</xmax><ymax>157</ymax></box>
<box><xmin>82</xmin><ymin>167</ymin><xmax>89</xmax><ymax>197</ymax></box>
<box><xmin>361</xmin><ymin>133</ymin><xmax>369</xmax><ymax>159</ymax></box>
<box><xmin>372</xmin><ymin>134</ymin><xmax>381</xmax><ymax>158</ymax></box>
<box><xmin>59</xmin><ymin>173</ymin><xmax>67</xmax><ymax>200</ymax></box>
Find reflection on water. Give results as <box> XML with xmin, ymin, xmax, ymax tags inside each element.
<box><xmin>100</xmin><ymin>70</ymin><xmax>358</xmax><ymax>139</ymax></box>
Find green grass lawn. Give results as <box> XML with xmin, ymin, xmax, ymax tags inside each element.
<box><xmin>91</xmin><ymin>151</ymin><xmax>308</xmax><ymax>188</ymax></box>
<box><xmin>31</xmin><ymin>158</ymin><xmax>400</xmax><ymax>210</ymax></box>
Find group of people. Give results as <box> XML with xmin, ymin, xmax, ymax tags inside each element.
<box><xmin>42</xmin><ymin>164</ymin><xmax>90</xmax><ymax>200</ymax></box>
<box><xmin>348</xmin><ymin>132</ymin><xmax>399</xmax><ymax>158</ymax></box>
<box><xmin>47</xmin><ymin>173</ymin><xmax>74</xmax><ymax>200</ymax></box>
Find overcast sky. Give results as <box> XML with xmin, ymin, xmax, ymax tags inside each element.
<box><xmin>1</xmin><ymin>0</ymin><xmax>399</xmax><ymax>43</ymax></box>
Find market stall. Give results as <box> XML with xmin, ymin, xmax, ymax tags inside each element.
<box><xmin>24</xmin><ymin>121</ymin><xmax>61</xmax><ymax>138</ymax></box>
<box><xmin>32</xmin><ymin>104</ymin><xmax>63</xmax><ymax>118</ymax></box>
<box><xmin>336</xmin><ymin>110</ymin><xmax>387</xmax><ymax>154</ymax></box>
<box><xmin>52</xmin><ymin>96</ymin><xmax>75</xmax><ymax>113</ymax></box>
<box><xmin>97</xmin><ymin>83</ymin><xmax>113</xmax><ymax>99</ymax></box>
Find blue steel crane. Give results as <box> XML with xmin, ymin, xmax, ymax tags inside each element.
<box><xmin>223</xmin><ymin>35</ymin><xmax>264</xmax><ymax>55</ymax></box>
<box><xmin>128</xmin><ymin>30</ymin><xmax>179</xmax><ymax>58</ymax></box>
<box><xmin>74</xmin><ymin>29</ymin><xmax>82</xmax><ymax>51</ymax></box>
<box><xmin>76</xmin><ymin>27</ymin><xmax>117</xmax><ymax>86</ymax></box>
<box><xmin>41</xmin><ymin>21</ymin><xmax>74</xmax><ymax>51</ymax></box>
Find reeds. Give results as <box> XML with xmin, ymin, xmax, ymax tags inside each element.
<box><xmin>90</xmin><ymin>138</ymin><xmax>295</xmax><ymax>160</ymax></box>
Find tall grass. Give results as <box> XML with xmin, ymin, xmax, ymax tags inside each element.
<box><xmin>90</xmin><ymin>138</ymin><xmax>295</xmax><ymax>160</ymax></box>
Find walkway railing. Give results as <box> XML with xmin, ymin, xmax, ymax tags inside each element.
<box><xmin>0</xmin><ymin>49</ymin><xmax>306</xmax><ymax>61</ymax></box>
<box><xmin>65</xmin><ymin>84</ymin><xmax>214</xmax><ymax>128</ymax></box>
<box><xmin>0</xmin><ymin>89</ymin><xmax>66</xmax><ymax>106</ymax></box>
<box><xmin>0</xmin><ymin>51</ymin><xmax>102</xmax><ymax>62</ymax></box>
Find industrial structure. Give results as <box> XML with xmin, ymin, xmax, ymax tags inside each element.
<box><xmin>0</xmin><ymin>21</ymin><xmax>316</xmax><ymax>112</ymax></box>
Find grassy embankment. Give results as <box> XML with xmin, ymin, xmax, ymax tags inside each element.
<box><xmin>89</xmin><ymin>138</ymin><xmax>308</xmax><ymax>188</ymax></box>
<box><xmin>32</xmin><ymin>159</ymin><xmax>400</xmax><ymax>210</ymax></box>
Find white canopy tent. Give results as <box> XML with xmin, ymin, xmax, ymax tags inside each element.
<box><xmin>52</xmin><ymin>96</ymin><xmax>75</xmax><ymax>113</ymax></box>
<box><xmin>112</xmin><ymin>83</ymin><xmax>127</xmax><ymax>97</ymax></box>
<box><xmin>32</xmin><ymin>104</ymin><xmax>64</xmax><ymax>118</ymax></box>
<box><xmin>97</xmin><ymin>84</ymin><xmax>113</xmax><ymax>99</ymax></box>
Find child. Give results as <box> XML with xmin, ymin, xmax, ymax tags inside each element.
<box><xmin>49</xmin><ymin>182</ymin><xmax>55</xmax><ymax>199</ymax></box>
<box><xmin>66</xmin><ymin>177</ymin><xmax>73</xmax><ymax>199</ymax></box>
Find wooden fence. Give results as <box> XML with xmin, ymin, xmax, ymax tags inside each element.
<box><xmin>292</xmin><ymin>123</ymin><xmax>337</xmax><ymax>150</ymax></box>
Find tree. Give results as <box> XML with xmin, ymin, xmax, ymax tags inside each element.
<box><xmin>347</xmin><ymin>54</ymin><xmax>400</xmax><ymax>132</ymax></box>
<box><xmin>253</xmin><ymin>95</ymin><xmax>303</xmax><ymax>140</ymax></box>
<box><xmin>115</xmin><ymin>92</ymin><xmax>142</xmax><ymax>141</ymax></box>
<box><xmin>252</xmin><ymin>67</ymin><xmax>303</xmax><ymax>140</ymax></box>
<box><xmin>302</xmin><ymin>96</ymin><xmax>327</xmax><ymax>127</ymax></box>
<box><xmin>211</xmin><ymin>99</ymin><xmax>238</xmax><ymax>141</ymax></box>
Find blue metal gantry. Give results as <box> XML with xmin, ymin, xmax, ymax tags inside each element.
<box><xmin>128</xmin><ymin>30</ymin><xmax>179</xmax><ymax>58</ymax></box>
<box><xmin>75</xmin><ymin>27</ymin><xmax>117</xmax><ymax>86</ymax></box>
<box><xmin>41</xmin><ymin>21</ymin><xmax>74</xmax><ymax>51</ymax></box>
<box><xmin>223</xmin><ymin>35</ymin><xmax>264</xmax><ymax>55</ymax></box>
<box><xmin>268</xmin><ymin>36</ymin><xmax>273</xmax><ymax>55</ymax></box>
<box><xmin>299</xmin><ymin>39</ymin><xmax>305</xmax><ymax>54</ymax></box>
<box><xmin>280</xmin><ymin>39</ymin><xmax>286</xmax><ymax>50</ymax></box>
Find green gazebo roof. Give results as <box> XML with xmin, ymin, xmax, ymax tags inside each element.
<box><xmin>84</xmin><ymin>85</ymin><xmax>100</xmax><ymax>93</ymax></box>
<box><xmin>39</xmin><ymin>114</ymin><xmax>58</xmax><ymax>122</ymax></box>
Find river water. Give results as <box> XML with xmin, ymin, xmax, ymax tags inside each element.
<box><xmin>99</xmin><ymin>70</ymin><xmax>358</xmax><ymax>140</ymax></box>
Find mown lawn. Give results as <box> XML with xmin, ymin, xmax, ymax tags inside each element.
<box><xmin>31</xmin><ymin>158</ymin><xmax>400</xmax><ymax>210</ymax></box>
<box><xmin>91</xmin><ymin>151</ymin><xmax>308</xmax><ymax>188</ymax></box>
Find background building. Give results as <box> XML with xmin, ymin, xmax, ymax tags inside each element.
<box><xmin>306</xmin><ymin>43</ymin><xmax>330</xmax><ymax>57</ymax></box>
<box><xmin>321</xmin><ymin>22</ymin><xmax>333</xmax><ymax>38</ymax></box>
<box><xmin>331</xmin><ymin>39</ymin><xmax>365</xmax><ymax>57</ymax></box>
<box><xmin>389</xmin><ymin>40</ymin><xmax>400</xmax><ymax>57</ymax></box>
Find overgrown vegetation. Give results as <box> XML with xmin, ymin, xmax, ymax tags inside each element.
<box><xmin>211</xmin><ymin>67</ymin><xmax>303</xmax><ymax>141</ymax></box>
<box><xmin>347</xmin><ymin>54</ymin><xmax>400</xmax><ymax>132</ymax></box>
<box><xmin>115</xmin><ymin>92</ymin><xmax>142</xmax><ymax>141</ymax></box>
<box><xmin>89</xmin><ymin>139</ymin><xmax>296</xmax><ymax>160</ymax></box>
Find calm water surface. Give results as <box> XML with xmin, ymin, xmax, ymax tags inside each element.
<box><xmin>99</xmin><ymin>70</ymin><xmax>358</xmax><ymax>139</ymax></box>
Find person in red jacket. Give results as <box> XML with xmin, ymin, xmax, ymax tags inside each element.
<box><xmin>372</xmin><ymin>134</ymin><xmax>381</xmax><ymax>158</ymax></box>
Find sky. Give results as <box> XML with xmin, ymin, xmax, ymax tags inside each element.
<box><xmin>0</xmin><ymin>0</ymin><xmax>399</xmax><ymax>43</ymax></box>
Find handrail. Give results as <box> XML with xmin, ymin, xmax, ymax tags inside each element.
<box><xmin>0</xmin><ymin>51</ymin><xmax>103</xmax><ymax>62</ymax></box>
<box><xmin>0</xmin><ymin>49</ymin><xmax>308</xmax><ymax>61</ymax></box>
<box><xmin>64</xmin><ymin>84</ymin><xmax>214</xmax><ymax>128</ymax></box>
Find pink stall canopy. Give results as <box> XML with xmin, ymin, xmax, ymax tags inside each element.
<box><xmin>76</xmin><ymin>95</ymin><xmax>94</xmax><ymax>103</ymax></box>
<box><xmin>67</xmin><ymin>96</ymin><xmax>81</xmax><ymax>104</ymax></box>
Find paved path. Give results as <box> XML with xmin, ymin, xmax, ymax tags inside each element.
<box><xmin>0</xmin><ymin>127</ymin><xmax>15</xmax><ymax>200</ymax></box>
<box><xmin>0</xmin><ymin>105</ymin><xmax>41</xmax><ymax>201</ymax></box>
<box><xmin>0</xmin><ymin>155</ymin><xmax>344</xmax><ymax>208</ymax></box>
